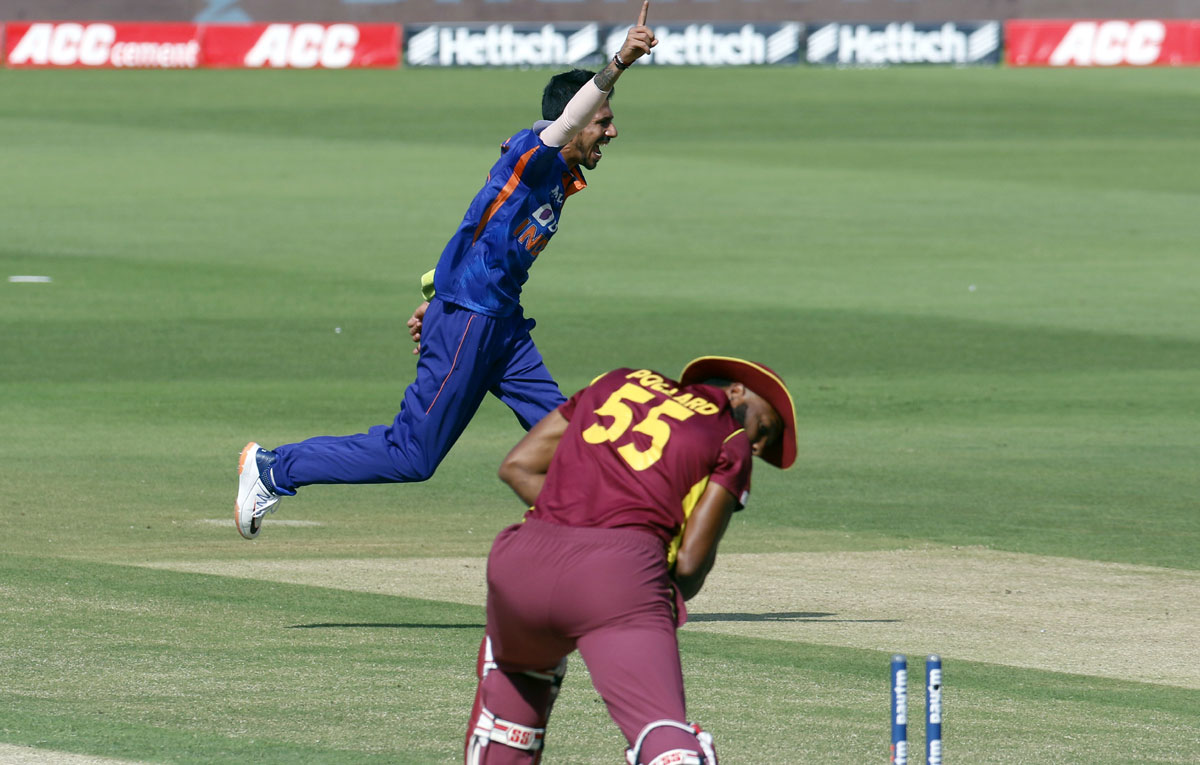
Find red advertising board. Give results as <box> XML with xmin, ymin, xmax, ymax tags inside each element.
<box><xmin>1</xmin><ymin>21</ymin><xmax>400</xmax><ymax>68</ymax></box>
<box><xmin>203</xmin><ymin>23</ymin><xmax>399</xmax><ymax>69</ymax></box>
<box><xmin>5</xmin><ymin>22</ymin><xmax>201</xmax><ymax>68</ymax></box>
<box><xmin>1007</xmin><ymin>19</ymin><xmax>1200</xmax><ymax>67</ymax></box>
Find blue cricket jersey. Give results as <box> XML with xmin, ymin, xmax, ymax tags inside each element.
<box><xmin>433</xmin><ymin>127</ymin><xmax>587</xmax><ymax>317</ymax></box>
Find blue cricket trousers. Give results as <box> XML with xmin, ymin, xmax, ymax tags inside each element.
<box><xmin>270</xmin><ymin>298</ymin><xmax>565</xmax><ymax>492</ymax></box>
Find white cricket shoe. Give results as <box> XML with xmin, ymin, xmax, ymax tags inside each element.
<box><xmin>236</xmin><ymin>442</ymin><xmax>282</xmax><ymax>540</ymax></box>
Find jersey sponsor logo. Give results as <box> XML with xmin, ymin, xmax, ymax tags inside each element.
<box><xmin>606</xmin><ymin>23</ymin><xmax>802</xmax><ymax>66</ymax></box>
<box><xmin>530</xmin><ymin>203</ymin><xmax>557</xmax><ymax>231</ymax></box>
<box><xmin>513</xmin><ymin>220</ymin><xmax>548</xmax><ymax>258</ymax></box>
<box><xmin>6</xmin><ymin>22</ymin><xmax>201</xmax><ymax>68</ymax></box>
<box><xmin>512</xmin><ymin>203</ymin><xmax>558</xmax><ymax>258</ymax></box>
<box><xmin>406</xmin><ymin>23</ymin><xmax>600</xmax><ymax>67</ymax></box>
<box><xmin>806</xmin><ymin>21</ymin><xmax>1000</xmax><ymax>66</ymax></box>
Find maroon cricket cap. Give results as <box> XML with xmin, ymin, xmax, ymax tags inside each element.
<box><xmin>679</xmin><ymin>356</ymin><xmax>797</xmax><ymax>470</ymax></box>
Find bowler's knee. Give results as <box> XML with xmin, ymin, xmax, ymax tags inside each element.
<box><xmin>390</xmin><ymin>442</ymin><xmax>441</xmax><ymax>482</ymax></box>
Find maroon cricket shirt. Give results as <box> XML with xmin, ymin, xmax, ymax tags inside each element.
<box><xmin>528</xmin><ymin>367</ymin><xmax>753</xmax><ymax>553</ymax></box>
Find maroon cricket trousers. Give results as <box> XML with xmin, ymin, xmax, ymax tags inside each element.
<box><xmin>468</xmin><ymin>517</ymin><xmax>700</xmax><ymax>763</ymax></box>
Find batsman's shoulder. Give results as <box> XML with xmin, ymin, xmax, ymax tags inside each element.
<box><xmin>590</xmin><ymin>367</ymin><xmax>631</xmax><ymax>385</ymax></box>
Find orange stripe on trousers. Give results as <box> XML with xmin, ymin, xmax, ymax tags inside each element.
<box><xmin>426</xmin><ymin>314</ymin><xmax>476</xmax><ymax>415</ymax></box>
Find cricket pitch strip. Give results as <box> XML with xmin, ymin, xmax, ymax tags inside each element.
<box><xmin>144</xmin><ymin>546</ymin><xmax>1200</xmax><ymax>689</ymax></box>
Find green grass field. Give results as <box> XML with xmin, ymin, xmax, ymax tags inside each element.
<box><xmin>1</xmin><ymin>66</ymin><xmax>1198</xmax><ymax>763</ymax></box>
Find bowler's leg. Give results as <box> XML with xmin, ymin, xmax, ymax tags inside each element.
<box><xmin>270</xmin><ymin>300</ymin><xmax>496</xmax><ymax>491</ymax></box>
<box><xmin>269</xmin><ymin>425</ymin><xmax>413</xmax><ymax>490</ymax></box>
<box><xmin>490</xmin><ymin>316</ymin><xmax>565</xmax><ymax>431</ymax></box>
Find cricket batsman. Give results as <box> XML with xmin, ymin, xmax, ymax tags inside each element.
<box><xmin>466</xmin><ymin>356</ymin><xmax>797</xmax><ymax>764</ymax></box>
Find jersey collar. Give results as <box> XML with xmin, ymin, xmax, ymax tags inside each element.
<box><xmin>563</xmin><ymin>166</ymin><xmax>587</xmax><ymax>197</ymax></box>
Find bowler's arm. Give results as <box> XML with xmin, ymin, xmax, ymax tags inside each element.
<box><xmin>672</xmin><ymin>483</ymin><xmax>738</xmax><ymax>600</ymax></box>
<box><xmin>498</xmin><ymin>410</ymin><xmax>570</xmax><ymax>506</ymax></box>
<box><xmin>538</xmin><ymin>0</ymin><xmax>657</xmax><ymax>147</ymax></box>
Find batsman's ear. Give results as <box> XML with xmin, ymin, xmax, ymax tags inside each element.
<box><xmin>679</xmin><ymin>356</ymin><xmax>796</xmax><ymax>469</ymax></box>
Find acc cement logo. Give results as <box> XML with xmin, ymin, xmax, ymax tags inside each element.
<box><xmin>406</xmin><ymin>24</ymin><xmax>600</xmax><ymax>67</ymax></box>
<box><xmin>807</xmin><ymin>22</ymin><xmax>1001</xmax><ymax>66</ymax></box>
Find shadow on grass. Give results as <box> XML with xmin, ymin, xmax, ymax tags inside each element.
<box><xmin>290</xmin><ymin>614</ymin><xmax>898</xmax><ymax>629</ymax></box>
<box><xmin>290</xmin><ymin>622</ymin><xmax>486</xmax><ymax>629</ymax></box>
<box><xmin>689</xmin><ymin>612</ymin><xmax>899</xmax><ymax>623</ymax></box>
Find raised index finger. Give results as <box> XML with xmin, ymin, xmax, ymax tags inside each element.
<box><xmin>637</xmin><ymin>0</ymin><xmax>649</xmax><ymax>27</ymax></box>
